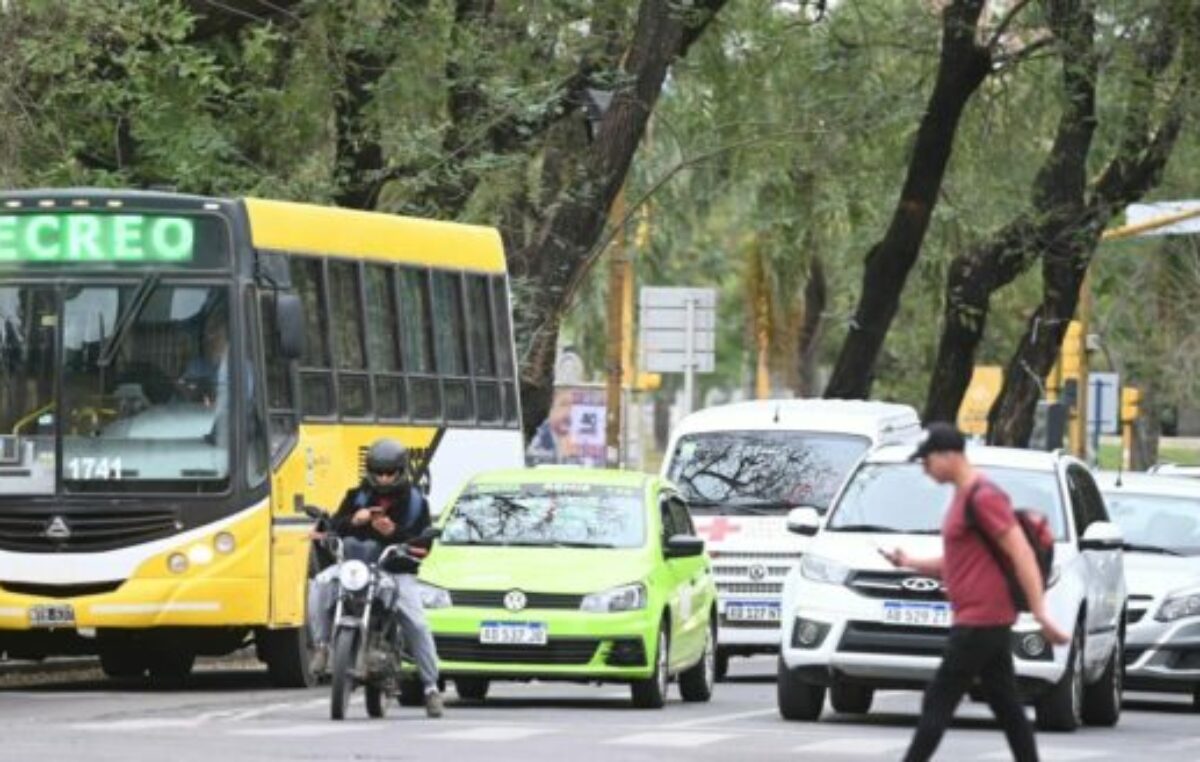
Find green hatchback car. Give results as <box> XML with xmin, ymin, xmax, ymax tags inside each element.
<box><xmin>417</xmin><ymin>467</ymin><xmax>717</xmax><ymax>708</ymax></box>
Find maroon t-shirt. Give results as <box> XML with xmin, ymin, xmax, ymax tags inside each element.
<box><xmin>942</xmin><ymin>476</ymin><xmax>1017</xmax><ymax>627</ymax></box>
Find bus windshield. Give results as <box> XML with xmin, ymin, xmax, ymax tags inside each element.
<box><xmin>0</xmin><ymin>281</ymin><xmax>232</xmax><ymax>494</ymax></box>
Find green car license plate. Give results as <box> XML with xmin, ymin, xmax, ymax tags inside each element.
<box><xmin>480</xmin><ymin>621</ymin><xmax>548</xmax><ymax>645</ymax></box>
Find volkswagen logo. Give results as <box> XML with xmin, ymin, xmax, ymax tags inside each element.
<box><xmin>503</xmin><ymin>590</ymin><xmax>527</xmax><ymax>612</ymax></box>
<box><xmin>748</xmin><ymin>564</ymin><xmax>768</xmax><ymax>582</ymax></box>
<box><xmin>901</xmin><ymin>576</ymin><xmax>941</xmax><ymax>593</ymax></box>
<box><xmin>44</xmin><ymin>516</ymin><xmax>71</xmax><ymax>540</ymax></box>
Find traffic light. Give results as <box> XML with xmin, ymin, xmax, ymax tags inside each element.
<box><xmin>1121</xmin><ymin>387</ymin><xmax>1141</xmax><ymax>423</ymax></box>
<box><xmin>1059</xmin><ymin>321</ymin><xmax>1084</xmax><ymax>380</ymax></box>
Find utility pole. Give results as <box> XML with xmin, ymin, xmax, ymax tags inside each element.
<box><xmin>604</xmin><ymin>188</ymin><xmax>630</xmax><ymax>468</ymax></box>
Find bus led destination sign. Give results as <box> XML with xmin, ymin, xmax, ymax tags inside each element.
<box><xmin>0</xmin><ymin>213</ymin><xmax>196</xmax><ymax>263</ymax></box>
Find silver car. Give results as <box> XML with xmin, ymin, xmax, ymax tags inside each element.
<box><xmin>1097</xmin><ymin>471</ymin><xmax>1200</xmax><ymax>709</ymax></box>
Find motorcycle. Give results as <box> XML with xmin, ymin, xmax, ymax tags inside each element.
<box><xmin>305</xmin><ymin>507</ymin><xmax>438</xmax><ymax>720</ymax></box>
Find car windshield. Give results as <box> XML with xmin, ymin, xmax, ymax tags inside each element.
<box><xmin>827</xmin><ymin>463</ymin><xmax>1068</xmax><ymax>539</ymax></box>
<box><xmin>666</xmin><ymin>430</ymin><xmax>871</xmax><ymax>513</ymax></box>
<box><xmin>0</xmin><ymin>282</ymin><xmax>232</xmax><ymax>494</ymax></box>
<box><xmin>1104</xmin><ymin>492</ymin><xmax>1200</xmax><ymax>556</ymax></box>
<box><xmin>440</xmin><ymin>483</ymin><xmax>646</xmax><ymax>548</ymax></box>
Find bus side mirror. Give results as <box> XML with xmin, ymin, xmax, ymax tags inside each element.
<box><xmin>276</xmin><ymin>292</ymin><xmax>305</xmax><ymax>360</ymax></box>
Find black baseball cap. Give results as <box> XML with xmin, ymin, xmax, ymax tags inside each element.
<box><xmin>909</xmin><ymin>422</ymin><xmax>966</xmax><ymax>461</ymax></box>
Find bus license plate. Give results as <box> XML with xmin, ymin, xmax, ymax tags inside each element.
<box><xmin>725</xmin><ymin>601</ymin><xmax>780</xmax><ymax>622</ymax></box>
<box><xmin>882</xmin><ymin>601</ymin><xmax>950</xmax><ymax>627</ymax></box>
<box><xmin>480</xmin><ymin>622</ymin><xmax>548</xmax><ymax>646</ymax></box>
<box><xmin>29</xmin><ymin>604</ymin><xmax>76</xmax><ymax>629</ymax></box>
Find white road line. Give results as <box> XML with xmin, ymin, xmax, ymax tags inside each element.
<box><xmin>608</xmin><ymin>731</ymin><xmax>732</xmax><ymax>748</ymax></box>
<box><xmin>982</xmin><ymin>748</ymin><xmax>1105</xmax><ymax>761</ymax></box>
<box><xmin>663</xmin><ymin>706</ymin><xmax>779</xmax><ymax>728</ymax></box>
<box><xmin>428</xmin><ymin>726</ymin><xmax>551</xmax><ymax>742</ymax></box>
<box><xmin>793</xmin><ymin>738</ymin><xmax>908</xmax><ymax>755</ymax></box>
<box><xmin>229</xmin><ymin>723</ymin><xmax>375</xmax><ymax>738</ymax></box>
<box><xmin>228</xmin><ymin>700</ymin><xmax>317</xmax><ymax>722</ymax></box>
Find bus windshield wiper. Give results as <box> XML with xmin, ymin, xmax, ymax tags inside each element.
<box><xmin>98</xmin><ymin>274</ymin><xmax>160</xmax><ymax>369</ymax></box>
<box><xmin>1122</xmin><ymin>542</ymin><xmax>1183</xmax><ymax>556</ymax></box>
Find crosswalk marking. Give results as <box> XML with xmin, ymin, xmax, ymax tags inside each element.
<box><xmin>608</xmin><ymin>731</ymin><xmax>732</xmax><ymax>748</ymax></box>
<box><xmin>793</xmin><ymin>738</ymin><xmax>908</xmax><ymax>755</ymax></box>
<box><xmin>429</xmin><ymin>726</ymin><xmax>550</xmax><ymax>742</ymax></box>
<box><xmin>230</xmin><ymin>723</ymin><xmax>375</xmax><ymax>738</ymax></box>
<box><xmin>981</xmin><ymin>748</ymin><xmax>1105</xmax><ymax>761</ymax></box>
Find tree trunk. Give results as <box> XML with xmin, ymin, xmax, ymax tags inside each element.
<box><xmin>510</xmin><ymin>0</ymin><xmax>728</xmax><ymax>441</ymax></box>
<box><xmin>925</xmin><ymin>0</ymin><xmax>1098</xmax><ymax>423</ymax></box>
<box><xmin>987</xmin><ymin>2</ymin><xmax>1194</xmax><ymax>445</ymax></box>
<box><xmin>797</xmin><ymin>254</ymin><xmax>826</xmax><ymax>398</ymax></box>
<box><xmin>823</xmin><ymin>0</ymin><xmax>991</xmax><ymax>400</ymax></box>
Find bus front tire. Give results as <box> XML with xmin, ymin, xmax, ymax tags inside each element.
<box><xmin>261</xmin><ymin>626</ymin><xmax>318</xmax><ymax>689</ymax></box>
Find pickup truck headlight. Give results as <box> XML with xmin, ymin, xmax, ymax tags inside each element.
<box><xmin>799</xmin><ymin>555</ymin><xmax>851</xmax><ymax>586</ymax></box>
<box><xmin>1156</xmin><ymin>589</ymin><xmax>1200</xmax><ymax>622</ymax></box>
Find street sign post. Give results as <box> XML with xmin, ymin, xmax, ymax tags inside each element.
<box><xmin>639</xmin><ymin>287</ymin><xmax>717</xmax><ymax>417</ymax></box>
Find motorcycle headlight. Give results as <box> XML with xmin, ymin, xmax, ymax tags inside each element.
<box><xmin>417</xmin><ymin>582</ymin><xmax>453</xmax><ymax>609</ymax></box>
<box><xmin>337</xmin><ymin>560</ymin><xmax>371</xmax><ymax>593</ymax></box>
<box><xmin>1156</xmin><ymin>588</ymin><xmax>1200</xmax><ymax>623</ymax></box>
<box><xmin>581</xmin><ymin>583</ymin><xmax>647</xmax><ymax>613</ymax></box>
<box><xmin>799</xmin><ymin>554</ymin><xmax>851</xmax><ymax>586</ymax></box>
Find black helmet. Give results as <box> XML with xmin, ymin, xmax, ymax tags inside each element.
<box><xmin>364</xmin><ymin>439</ymin><xmax>409</xmax><ymax>493</ymax></box>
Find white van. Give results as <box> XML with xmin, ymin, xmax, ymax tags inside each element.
<box><xmin>661</xmin><ymin>399</ymin><xmax>920</xmax><ymax>677</ymax></box>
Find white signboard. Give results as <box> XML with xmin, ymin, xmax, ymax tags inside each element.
<box><xmin>1089</xmin><ymin>372</ymin><xmax>1120</xmax><ymax>436</ymax></box>
<box><xmin>638</xmin><ymin>286</ymin><xmax>717</xmax><ymax>416</ymax></box>
<box><xmin>1124</xmin><ymin>201</ymin><xmax>1200</xmax><ymax>237</ymax></box>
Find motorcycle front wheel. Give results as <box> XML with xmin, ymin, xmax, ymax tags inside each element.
<box><xmin>330</xmin><ymin>628</ymin><xmax>359</xmax><ymax>721</ymax></box>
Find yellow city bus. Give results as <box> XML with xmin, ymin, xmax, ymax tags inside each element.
<box><xmin>0</xmin><ymin>189</ymin><xmax>524</xmax><ymax>686</ymax></box>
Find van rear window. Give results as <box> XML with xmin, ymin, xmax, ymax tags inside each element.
<box><xmin>667</xmin><ymin>431</ymin><xmax>870</xmax><ymax>513</ymax></box>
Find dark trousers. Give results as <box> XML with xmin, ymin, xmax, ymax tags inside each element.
<box><xmin>903</xmin><ymin>625</ymin><xmax>1039</xmax><ymax>762</ymax></box>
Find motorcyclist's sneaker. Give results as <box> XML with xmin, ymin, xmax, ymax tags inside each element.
<box><xmin>309</xmin><ymin>644</ymin><xmax>329</xmax><ymax>676</ymax></box>
<box><xmin>424</xmin><ymin>689</ymin><xmax>444</xmax><ymax>718</ymax></box>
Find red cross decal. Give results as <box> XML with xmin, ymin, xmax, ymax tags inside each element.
<box><xmin>696</xmin><ymin>517</ymin><xmax>742</xmax><ymax>542</ymax></box>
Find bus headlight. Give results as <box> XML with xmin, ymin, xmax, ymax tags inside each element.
<box><xmin>338</xmin><ymin>561</ymin><xmax>371</xmax><ymax>593</ymax></box>
<box><xmin>214</xmin><ymin>532</ymin><xmax>236</xmax><ymax>554</ymax></box>
<box><xmin>167</xmin><ymin>553</ymin><xmax>189</xmax><ymax>574</ymax></box>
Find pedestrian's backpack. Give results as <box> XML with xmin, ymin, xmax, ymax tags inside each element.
<box><xmin>353</xmin><ymin>485</ymin><xmax>424</xmax><ymax>530</ymax></box>
<box><xmin>965</xmin><ymin>481</ymin><xmax>1055</xmax><ymax>612</ymax></box>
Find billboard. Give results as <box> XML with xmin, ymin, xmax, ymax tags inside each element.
<box><xmin>526</xmin><ymin>385</ymin><xmax>606</xmax><ymax>467</ymax></box>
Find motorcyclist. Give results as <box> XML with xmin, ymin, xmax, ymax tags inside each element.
<box><xmin>308</xmin><ymin>438</ymin><xmax>444</xmax><ymax>718</ymax></box>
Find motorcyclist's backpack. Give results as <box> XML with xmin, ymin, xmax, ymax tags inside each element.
<box><xmin>965</xmin><ymin>481</ymin><xmax>1055</xmax><ymax>612</ymax></box>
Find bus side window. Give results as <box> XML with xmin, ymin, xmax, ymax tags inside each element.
<box><xmin>431</xmin><ymin>271</ymin><xmax>472</xmax><ymax>423</ymax></box>
<box><xmin>259</xmin><ymin>291</ymin><xmax>298</xmax><ymax>457</ymax></box>
<box><xmin>365</xmin><ymin>264</ymin><xmax>406</xmax><ymax>420</ymax></box>
<box><xmin>491</xmin><ymin>276</ymin><xmax>519</xmax><ymax>427</ymax></box>
<box><xmin>398</xmin><ymin>267</ymin><xmax>440</xmax><ymax>421</ymax></box>
<box><xmin>328</xmin><ymin>261</ymin><xmax>370</xmax><ymax>419</ymax></box>
<box><xmin>291</xmin><ymin>258</ymin><xmax>335</xmax><ymax>418</ymax></box>
<box><xmin>465</xmin><ymin>275</ymin><xmax>501</xmax><ymax>424</ymax></box>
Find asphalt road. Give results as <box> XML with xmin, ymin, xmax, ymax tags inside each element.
<box><xmin>1</xmin><ymin>656</ymin><xmax>1196</xmax><ymax>761</ymax></box>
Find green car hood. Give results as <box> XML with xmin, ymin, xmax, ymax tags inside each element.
<box><xmin>420</xmin><ymin>544</ymin><xmax>655</xmax><ymax>594</ymax></box>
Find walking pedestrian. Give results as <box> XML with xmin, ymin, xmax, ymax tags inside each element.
<box><xmin>880</xmin><ymin>423</ymin><xmax>1070</xmax><ymax>761</ymax></box>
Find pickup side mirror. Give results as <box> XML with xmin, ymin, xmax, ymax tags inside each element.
<box><xmin>665</xmin><ymin>534</ymin><xmax>705</xmax><ymax>559</ymax></box>
<box><xmin>786</xmin><ymin>507</ymin><xmax>822</xmax><ymax>537</ymax></box>
<box><xmin>1079</xmin><ymin>521</ymin><xmax>1123</xmax><ymax>551</ymax></box>
<box><xmin>276</xmin><ymin>292</ymin><xmax>305</xmax><ymax>360</ymax></box>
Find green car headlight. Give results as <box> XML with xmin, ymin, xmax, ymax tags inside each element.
<box><xmin>417</xmin><ymin>582</ymin><xmax>453</xmax><ymax>609</ymax></box>
<box><xmin>580</xmin><ymin>583</ymin><xmax>647</xmax><ymax>613</ymax></box>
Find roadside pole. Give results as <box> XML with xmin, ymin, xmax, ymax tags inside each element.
<box><xmin>604</xmin><ymin>189</ymin><xmax>630</xmax><ymax>468</ymax></box>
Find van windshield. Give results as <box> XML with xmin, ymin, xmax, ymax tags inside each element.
<box><xmin>666</xmin><ymin>431</ymin><xmax>870</xmax><ymax>514</ymax></box>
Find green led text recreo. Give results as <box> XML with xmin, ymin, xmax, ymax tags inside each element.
<box><xmin>0</xmin><ymin>214</ymin><xmax>195</xmax><ymax>263</ymax></box>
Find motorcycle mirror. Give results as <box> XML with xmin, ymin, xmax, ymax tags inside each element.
<box><xmin>419</xmin><ymin>527</ymin><xmax>442</xmax><ymax>541</ymax></box>
<box><xmin>303</xmin><ymin>505</ymin><xmax>328</xmax><ymax>520</ymax></box>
